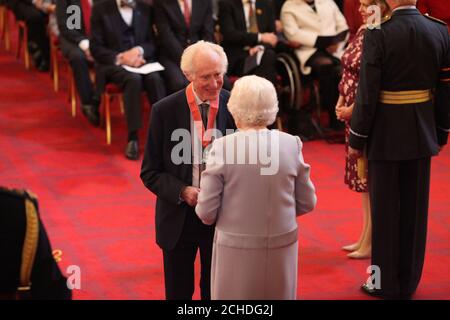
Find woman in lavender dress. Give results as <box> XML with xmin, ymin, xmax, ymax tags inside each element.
<box><xmin>335</xmin><ymin>0</ymin><xmax>391</xmax><ymax>259</ymax></box>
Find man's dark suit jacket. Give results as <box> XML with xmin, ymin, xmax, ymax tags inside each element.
<box><xmin>140</xmin><ymin>89</ymin><xmax>236</xmax><ymax>251</ymax></box>
<box><xmin>90</xmin><ymin>0</ymin><xmax>158</xmax><ymax>90</ymax></box>
<box><xmin>154</xmin><ymin>0</ymin><xmax>214</xmax><ymax>65</ymax></box>
<box><xmin>56</xmin><ymin>0</ymin><xmax>89</xmax><ymax>46</ymax></box>
<box><xmin>218</xmin><ymin>0</ymin><xmax>276</xmax><ymax>72</ymax></box>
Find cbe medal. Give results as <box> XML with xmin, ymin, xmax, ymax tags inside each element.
<box><xmin>202</xmin><ymin>141</ymin><xmax>213</xmax><ymax>165</ymax></box>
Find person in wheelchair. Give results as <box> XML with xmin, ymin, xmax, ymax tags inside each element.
<box><xmin>281</xmin><ymin>0</ymin><xmax>349</xmax><ymax>131</ymax></box>
<box><xmin>0</xmin><ymin>187</ymin><xmax>71</xmax><ymax>300</ymax></box>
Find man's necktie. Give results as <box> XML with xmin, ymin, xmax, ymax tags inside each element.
<box><xmin>81</xmin><ymin>0</ymin><xmax>92</xmax><ymax>35</ymax></box>
<box><xmin>183</xmin><ymin>0</ymin><xmax>191</xmax><ymax>28</ymax></box>
<box><xmin>248</xmin><ymin>0</ymin><xmax>258</xmax><ymax>33</ymax></box>
<box><xmin>199</xmin><ymin>103</ymin><xmax>209</xmax><ymax>128</ymax></box>
<box><xmin>198</xmin><ymin>103</ymin><xmax>209</xmax><ymax>180</ymax></box>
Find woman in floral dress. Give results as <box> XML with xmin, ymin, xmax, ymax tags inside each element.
<box><xmin>335</xmin><ymin>0</ymin><xmax>391</xmax><ymax>259</ymax></box>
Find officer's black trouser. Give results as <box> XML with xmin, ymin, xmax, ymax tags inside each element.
<box><xmin>369</xmin><ymin>157</ymin><xmax>431</xmax><ymax>299</ymax></box>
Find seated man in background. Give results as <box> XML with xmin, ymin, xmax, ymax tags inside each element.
<box><xmin>9</xmin><ymin>0</ymin><xmax>50</xmax><ymax>71</ymax></box>
<box><xmin>282</xmin><ymin>0</ymin><xmax>348</xmax><ymax>131</ymax></box>
<box><xmin>90</xmin><ymin>0</ymin><xmax>166</xmax><ymax>160</ymax></box>
<box><xmin>154</xmin><ymin>0</ymin><xmax>215</xmax><ymax>94</ymax></box>
<box><xmin>0</xmin><ymin>187</ymin><xmax>71</xmax><ymax>300</ymax></box>
<box><xmin>218</xmin><ymin>0</ymin><xmax>279</xmax><ymax>85</ymax></box>
<box><xmin>56</xmin><ymin>0</ymin><xmax>99</xmax><ymax>126</ymax></box>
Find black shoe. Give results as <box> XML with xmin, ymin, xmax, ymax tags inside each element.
<box><xmin>81</xmin><ymin>104</ymin><xmax>100</xmax><ymax>127</ymax></box>
<box><xmin>37</xmin><ymin>59</ymin><xmax>49</xmax><ymax>72</ymax></box>
<box><xmin>360</xmin><ymin>283</ymin><xmax>384</xmax><ymax>299</ymax></box>
<box><xmin>125</xmin><ymin>140</ymin><xmax>139</xmax><ymax>160</ymax></box>
<box><xmin>361</xmin><ymin>283</ymin><xmax>413</xmax><ymax>300</ymax></box>
<box><xmin>28</xmin><ymin>41</ymin><xmax>39</xmax><ymax>55</ymax></box>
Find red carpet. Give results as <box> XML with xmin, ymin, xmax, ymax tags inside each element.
<box><xmin>1</xmin><ymin>45</ymin><xmax>449</xmax><ymax>300</ymax></box>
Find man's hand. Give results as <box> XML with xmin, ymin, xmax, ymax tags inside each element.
<box><xmin>260</xmin><ymin>33</ymin><xmax>278</xmax><ymax>47</ymax></box>
<box><xmin>248</xmin><ymin>46</ymin><xmax>263</xmax><ymax>56</ymax></box>
<box><xmin>181</xmin><ymin>186</ymin><xmax>201</xmax><ymax>207</ymax></box>
<box><xmin>348</xmin><ymin>146</ymin><xmax>363</xmax><ymax>159</ymax></box>
<box><xmin>117</xmin><ymin>47</ymin><xmax>145</xmax><ymax>67</ymax></box>
<box><xmin>33</xmin><ymin>0</ymin><xmax>44</xmax><ymax>10</ymax></box>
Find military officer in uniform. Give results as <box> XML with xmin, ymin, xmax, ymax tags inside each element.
<box><xmin>348</xmin><ymin>0</ymin><xmax>450</xmax><ymax>299</ymax></box>
<box><xmin>0</xmin><ymin>187</ymin><xmax>71</xmax><ymax>300</ymax></box>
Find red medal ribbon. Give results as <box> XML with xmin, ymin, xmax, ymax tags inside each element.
<box><xmin>185</xmin><ymin>83</ymin><xmax>219</xmax><ymax>148</ymax></box>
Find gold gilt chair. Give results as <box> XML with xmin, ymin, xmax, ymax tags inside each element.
<box><xmin>16</xmin><ymin>20</ymin><xmax>30</xmax><ymax>70</ymax></box>
<box><xmin>0</xmin><ymin>4</ymin><xmax>11</xmax><ymax>51</ymax></box>
<box><xmin>49</xmin><ymin>32</ymin><xmax>60</xmax><ymax>92</ymax></box>
<box><xmin>101</xmin><ymin>83</ymin><xmax>125</xmax><ymax>145</ymax></box>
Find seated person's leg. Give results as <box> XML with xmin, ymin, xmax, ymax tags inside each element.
<box><xmin>105</xmin><ymin>66</ymin><xmax>144</xmax><ymax>159</ymax></box>
<box><xmin>143</xmin><ymin>72</ymin><xmax>167</xmax><ymax>105</ymax></box>
<box><xmin>16</xmin><ymin>2</ymin><xmax>49</xmax><ymax>70</ymax></box>
<box><xmin>160</xmin><ymin>57</ymin><xmax>188</xmax><ymax>94</ymax></box>
<box><xmin>61</xmin><ymin>39</ymin><xmax>97</xmax><ymax>108</ymax></box>
<box><xmin>253</xmin><ymin>48</ymin><xmax>277</xmax><ymax>85</ymax></box>
<box><xmin>306</xmin><ymin>51</ymin><xmax>342</xmax><ymax>130</ymax></box>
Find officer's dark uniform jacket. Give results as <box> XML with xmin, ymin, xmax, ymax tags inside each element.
<box><xmin>349</xmin><ymin>8</ymin><xmax>450</xmax><ymax>159</ymax></box>
<box><xmin>0</xmin><ymin>187</ymin><xmax>71</xmax><ymax>300</ymax></box>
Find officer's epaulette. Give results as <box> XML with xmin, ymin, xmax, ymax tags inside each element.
<box><xmin>423</xmin><ymin>13</ymin><xmax>447</xmax><ymax>26</ymax></box>
<box><xmin>0</xmin><ymin>186</ymin><xmax>38</xmax><ymax>202</ymax></box>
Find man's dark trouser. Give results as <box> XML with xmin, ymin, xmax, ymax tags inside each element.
<box><xmin>162</xmin><ymin>209</ymin><xmax>214</xmax><ymax>300</ymax></box>
<box><xmin>369</xmin><ymin>157</ymin><xmax>431</xmax><ymax>298</ymax></box>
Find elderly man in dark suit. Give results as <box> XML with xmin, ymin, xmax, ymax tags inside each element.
<box><xmin>90</xmin><ymin>0</ymin><xmax>166</xmax><ymax>160</ymax></box>
<box><xmin>56</xmin><ymin>0</ymin><xmax>99</xmax><ymax>125</ymax></box>
<box><xmin>140</xmin><ymin>41</ymin><xmax>236</xmax><ymax>300</ymax></box>
<box><xmin>154</xmin><ymin>0</ymin><xmax>215</xmax><ymax>93</ymax></box>
<box><xmin>218</xmin><ymin>0</ymin><xmax>279</xmax><ymax>84</ymax></box>
<box><xmin>349</xmin><ymin>0</ymin><xmax>450</xmax><ymax>299</ymax></box>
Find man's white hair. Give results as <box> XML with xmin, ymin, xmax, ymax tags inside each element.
<box><xmin>228</xmin><ymin>75</ymin><xmax>279</xmax><ymax>127</ymax></box>
<box><xmin>180</xmin><ymin>41</ymin><xmax>228</xmax><ymax>77</ymax></box>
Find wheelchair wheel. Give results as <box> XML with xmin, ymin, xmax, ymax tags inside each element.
<box><xmin>276</xmin><ymin>52</ymin><xmax>302</xmax><ymax>112</ymax></box>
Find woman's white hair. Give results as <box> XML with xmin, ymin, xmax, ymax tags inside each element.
<box><xmin>228</xmin><ymin>75</ymin><xmax>279</xmax><ymax>127</ymax></box>
<box><xmin>180</xmin><ymin>41</ymin><xmax>228</xmax><ymax>77</ymax></box>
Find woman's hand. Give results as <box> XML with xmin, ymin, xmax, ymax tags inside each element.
<box><xmin>336</xmin><ymin>103</ymin><xmax>354</xmax><ymax>122</ymax></box>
